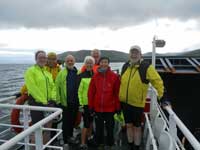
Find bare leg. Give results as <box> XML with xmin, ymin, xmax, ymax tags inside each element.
<box><xmin>126</xmin><ymin>123</ymin><xmax>134</xmax><ymax>143</ymax></box>
<box><xmin>43</xmin><ymin>121</ymin><xmax>52</xmax><ymax>144</ymax></box>
<box><xmin>133</xmin><ymin>126</ymin><xmax>142</xmax><ymax>146</ymax></box>
<box><xmin>81</xmin><ymin>128</ymin><xmax>88</xmax><ymax>145</ymax></box>
<box><xmin>87</xmin><ymin>123</ymin><xmax>93</xmax><ymax>138</ymax></box>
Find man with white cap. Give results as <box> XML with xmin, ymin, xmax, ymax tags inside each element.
<box><xmin>119</xmin><ymin>45</ymin><xmax>164</xmax><ymax>150</ymax></box>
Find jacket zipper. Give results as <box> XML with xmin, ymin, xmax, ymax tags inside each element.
<box><xmin>101</xmin><ymin>73</ymin><xmax>106</xmax><ymax>112</ymax></box>
<box><xmin>126</xmin><ymin>68</ymin><xmax>137</xmax><ymax>103</ymax></box>
<box><xmin>41</xmin><ymin>69</ymin><xmax>49</xmax><ymax>102</ymax></box>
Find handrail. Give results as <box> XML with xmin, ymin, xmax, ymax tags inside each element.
<box><xmin>149</xmin><ymin>87</ymin><xmax>200</xmax><ymax>150</ymax></box>
<box><xmin>165</xmin><ymin>106</ymin><xmax>200</xmax><ymax>150</ymax></box>
<box><xmin>0</xmin><ymin>103</ymin><xmax>62</xmax><ymax>150</ymax></box>
<box><xmin>156</xmin><ymin>103</ymin><xmax>183</xmax><ymax>150</ymax></box>
<box><xmin>144</xmin><ymin>113</ymin><xmax>158</xmax><ymax>150</ymax></box>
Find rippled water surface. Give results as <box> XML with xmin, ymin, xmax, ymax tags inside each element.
<box><xmin>0</xmin><ymin>63</ymin><xmax>123</xmax><ymax>99</ymax></box>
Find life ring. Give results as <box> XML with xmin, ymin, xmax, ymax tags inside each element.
<box><xmin>11</xmin><ymin>94</ymin><xmax>31</xmax><ymax>133</ymax></box>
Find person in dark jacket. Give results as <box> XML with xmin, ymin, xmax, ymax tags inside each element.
<box><xmin>88</xmin><ymin>57</ymin><xmax>121</xmax><ymax>149</ymax></box>
<box><xmin>78</xmin><ymin>56</ymin><xmax>95</xmax><ymax>150</ymax></box>
<box><xmin>55</xmin><ymin>55</ymin><xmax>79</xmax><ymax>148</ymax></box>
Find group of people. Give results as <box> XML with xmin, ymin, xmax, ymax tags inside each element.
<box><xmin>23</xmin><ymin>46</ymin><xmax>165</xmax><ymax>150</ymax></box>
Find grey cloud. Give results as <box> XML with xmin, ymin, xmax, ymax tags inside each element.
<box><xmin>0</xmin><ymin>0</ymin><xmax>200</xmax><ymax>29</ymax></box>
<box><xmin>0</xmin><ymin>43</ymin><xmax>8</xmax><ymax>47</ymax></box>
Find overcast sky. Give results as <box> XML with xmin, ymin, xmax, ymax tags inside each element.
<box><xmin>1</xmin><ymin>0</ymin><xmax>200</xmax><ymax>63</ymax></box>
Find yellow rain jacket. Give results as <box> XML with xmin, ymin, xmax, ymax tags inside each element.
<box><xmin>25</xmin><ymin>65</ymin><xmax>56</xmax><ymax>105</ymax></box>
<box><xmin>20</xmin><ymin>84</ymin><xmax>28</xmax><ymax>95</ymax></box>
<box><xmin>45</xmin><ymin>64</ymin><xmax>61</xmax><ymax>81</ymax></box>
<box><xmin>119</xmin><ymin>63</ymin><xmax>164</xmax><ymax>108</ymax></box>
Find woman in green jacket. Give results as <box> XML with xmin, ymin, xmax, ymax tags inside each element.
<box><xmin>78</xmin><ymin>56</ymin><xmax>95</xmax><ymax>150</ymax></box>
<box><xmin>25</xmin><ymin>50</ymin><xmax>56</xmax><ymax>124</ymax></box>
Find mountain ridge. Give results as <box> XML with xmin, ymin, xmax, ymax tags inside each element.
<box><xmin>57</xmin><ymin>49</ymin><xmax>200</xmax><ymax>62</ymax></box>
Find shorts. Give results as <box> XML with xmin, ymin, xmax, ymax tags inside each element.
<box><xmin>121</xmin><ymin>102</ymin><xmax>144</xmax><ymax>127</ymax></box>
<box><xmin>82</xmin><ymin>105</ymin><xmax>93</xmax><ymax>128</ymax></box>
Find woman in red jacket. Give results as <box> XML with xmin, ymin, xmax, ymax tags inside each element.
<box><xmin>88</xmin><ymin>57</ymin><xmax>120</xmax><ymax>149</ymax></box>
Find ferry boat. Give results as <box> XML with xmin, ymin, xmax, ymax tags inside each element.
<box><xmin>0</xmin><ymin>55</ymin><xmax>200</xmax><ymax>150</ymax></box>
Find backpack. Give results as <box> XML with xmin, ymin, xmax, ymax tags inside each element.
<box><xmin>121</xmin><ymin>61</ymin><xmax>150</xmax><ymax>84</ymax></box>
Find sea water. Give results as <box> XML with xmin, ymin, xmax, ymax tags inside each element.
<box><xmin>0</xmin><ymin>63</ymin><xmax>124</xmax><ymax>98</ymax></box>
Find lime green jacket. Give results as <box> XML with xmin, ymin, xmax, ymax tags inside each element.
<box><xmin>55</xmin><ymin>69</ymin><xmax>68</xmax><ymax>106</ymax></box>
<box><xmin>78</xmin><ymin>78</ymin><xmax>91</xmax><ymax>106</ymax></box>
<box><xmin>119</xmin><ymin>64</ymin><xmax>164</xmax><ymax>108</ymax></box>
<box><xmin>25</xmin><ymin>65</ymin><xmax>56</xmax><ymax>105</ymax></box>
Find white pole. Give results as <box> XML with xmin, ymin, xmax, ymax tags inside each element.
<box><xmin>35</xmin><ymin>128</ymin><xmax>43</xmax><ymax>150</ymax></box>
<box><xmin>152</xmin><ymin>35</ymin><xmax>156</xmax><ymax>67</ymax></box>
<box><xmin>144</xmin><ymin>113</ymin><xmax>158</xmax><ymax>150</ymax></box>
<box><xmin>23</xmin><ymin>108</ymin><xmax>30</xmax><ymax>150</ymax></box>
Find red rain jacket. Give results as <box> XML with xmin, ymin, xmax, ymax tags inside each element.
<box><xmin>88</xmin><ymin>67</ymin><xmax>120</xmax><ymax>112</ymax></box>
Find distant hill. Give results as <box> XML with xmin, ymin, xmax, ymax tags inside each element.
<box><xmin>143</xmin><ymin>52</ymin><xmax>180</xmax><ymax>56</ymax></box>
<box><xmin>181</xmin><ymin>49</ymin><xmax>200</xmax><ymax>56</ymax></box>
<box><xmin>57</xmin><ymin>50</ymin><xmax>129</xmax><ymax>62</ymax></box>
<box><xmin>57</xmin><ymin>49</ymin><xmax>200</xmax><ymax>63</ymax></box>
<box><xmin>143</xmin><ymin>49</ymin><xmax>200</xmax><ymax>57</ymax></box>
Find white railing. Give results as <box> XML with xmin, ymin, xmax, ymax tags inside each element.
<box><xmin>149</xmin><ymin>87</ymin><xmax>200</xmax><ymax>150</ymax></box>
<box><xmin>144</xmin><ymin>113</ymin><xmax>158</xmax><ymax>150</ymax></box>
<box><xmin>0</xmin><ymin>96</ymin><xmax>63</xmax><ymax>150</ymax></box>
<box><xmin>165</xmin><ymin>106</ymin><xmax>200</xmax><ymax>150</ymax></box>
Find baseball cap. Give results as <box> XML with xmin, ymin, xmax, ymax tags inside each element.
<box><xmin>129</xmin><ymin>45</ymin><xmax>141</xmax><ymax>53</ymax></box>
<box><xmin>47</xmin><ymin>52</ymin><xmax>57</xmax><ymax>59</ymax></box>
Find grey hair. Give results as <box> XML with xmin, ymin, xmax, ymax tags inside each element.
<box><xmin>91</xmin><ymin>49</ymin><xmax>101</xmax><ymax>56</ymax></box>
<box><xmin>65</xmin><ymin>55</ymin><xmax>75</xmax><ymax>61</ymax></box>
<box><xmin>84</xmin><ymin>56</ymin><xmax>95</xmax><ymax>64</ymax></box>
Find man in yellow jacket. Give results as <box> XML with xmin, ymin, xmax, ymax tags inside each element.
<box><xmin>119</xmin><ymin>45</ymin><xmax>164</xmax><ymax>150</ymax></box>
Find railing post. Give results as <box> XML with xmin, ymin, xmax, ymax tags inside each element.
<box><xmin>35</xmin><ymin>127</ymin><xmax>43</xmax><ymax>150</ymax></box>
<box><xmin>23</xmin><ymin>108</ymin><xmax>30</xmax><ymax>150</ymax></box>
<box><xmin>169</xmin><ymin>113</ymin><xmax>177</xmax><ymax>139</ymax></box>
<box><xmin>149</xmin><ymin>87</ymin><xmax>157</xmax><ymax>112</ymax></box>
<box><xmin>152</xmin><ymin>35</ymin><xmax>156</xmax><ymax>67</ymax></box>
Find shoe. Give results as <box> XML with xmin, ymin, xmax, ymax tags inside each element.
<box><xmin>67</xmin><ymin>136</ymin><xmax>79</xmax><ymax>145</ymax></box>
<box><xmin>97</xmin><ymin>144</ymin><xmax>104</xmax><ymax>150</ymax></box>
<box><xmin>79</xmin><ymin>144</ymin><xmax>88</xmax><ymax>150</ymax></box>
<box><xmin>105</xmin><ymin>145</ymin><xmax>113</xmax><ymax>150</ymax></box>
<box><xmin>87</xmin><ymin>137</ymin><xmax>97</xmax><ymax>147</ymax></box>
<box><xmin>133</xmin><ymin>145</ymin><xmax>140</xmax><ymax>150</ymax></box>
<box><xmin>63</xmin><ymin>143</ymin><xmax>69</xmax><ymax>150</ymax></box>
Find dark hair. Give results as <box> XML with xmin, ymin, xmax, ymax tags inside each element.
<box><xmin>99</xmin><ymin>57</ymin><xmax>110</xmax><ymax>64</ymax></box>
<box><xmin>35</xmin><ymin>50</ymin><xmax>46</xmax><ymax>60</ymax></box>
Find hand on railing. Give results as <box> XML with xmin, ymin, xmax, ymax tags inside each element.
<box><xmin>47</xmin><ymin>100</ymin><xmax>56</xmax><ymax>107</ymax></box>
<box><xmin>159</xmin><ymin>96</ymin><xmax>172</xmax><ymax>108</ymax></box>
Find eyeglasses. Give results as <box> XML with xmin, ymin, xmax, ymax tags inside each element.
<box><xmin>48</xmin><ymin>58</ymin><xmax>56</xmax><ymax>61</ymax></box>
<box><xmin>37</xmin><ymin>56</ymin><xmax>47</xmax><ymax>60</ymax></box>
